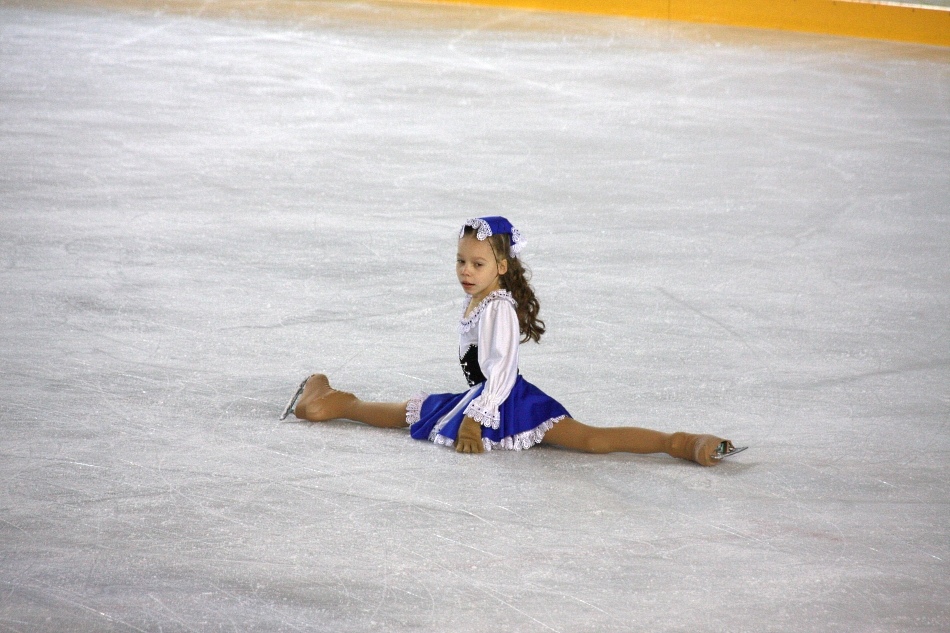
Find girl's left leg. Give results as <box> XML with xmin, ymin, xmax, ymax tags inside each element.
<box><xmin>294</xmin><ymin>374</ymin><xmax>408</xmax><ymax>429</ymax></box>
<box><xmin>541</xmin><ymin>418</ymin><xmax>727</xmax><ymax>466</ymax></box>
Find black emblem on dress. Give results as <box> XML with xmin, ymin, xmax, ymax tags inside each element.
<box><xmin>460</xmin><ymin>345</ymin><xmax>486</xmax><ymax>386</ymax></box>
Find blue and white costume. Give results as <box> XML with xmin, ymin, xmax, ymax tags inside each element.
<box><xmin>406</xmin><ymin>217</ymin><xmax>570</xmax><ymax>451</ymax></box>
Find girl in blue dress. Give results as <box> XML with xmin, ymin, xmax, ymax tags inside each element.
<box><xmin>283</xmin><ymin>216</ymin><xmax>743</xmax><ymax>466</ymax></box>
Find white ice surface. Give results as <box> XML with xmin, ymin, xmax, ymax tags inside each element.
<box><xmin>1</xmin><ymin>2</ymin><xmax>949</xmax><ymax>631</ymax></box>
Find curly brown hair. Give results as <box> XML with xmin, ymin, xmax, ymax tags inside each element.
<box><xmin>462</xmin><ymin>226</ymin><xmax>545</xmax><ymax>343</ymax></box>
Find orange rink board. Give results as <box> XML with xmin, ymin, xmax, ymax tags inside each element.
<box><xmin>423</xmin><ymin>0</ymin><xmax>950</xmax><ymax>46</ymax></box>
<box><xmin>19</xmin><ymin>0</ymin><xmax>950</xmax><ymax>45</ymax></box>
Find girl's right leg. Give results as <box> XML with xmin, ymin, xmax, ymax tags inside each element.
<box><xmin>541</xmin><ymin>418</ymin><xmax>727</xmax><ymax>466</ymax></box>
<box><xmin>294</xmin><ymin>374</ymin><xmax>408</xmax><ymax>429</ymax></box>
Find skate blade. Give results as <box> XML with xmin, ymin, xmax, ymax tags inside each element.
<box><xmin>279</xmin><ymin>377</ymin><xmax>309</xmax><ymax>420</ymax></box>
<box><xmin>711</xmin><ymin>443</ymin><xmax>747</xmax><ymax>461</ymax></box>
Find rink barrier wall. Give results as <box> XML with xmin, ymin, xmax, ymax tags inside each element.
<box><xmin>425</xmin><ymin>0</ymin><xmax>950</xmax><ymax>46</ymax></box>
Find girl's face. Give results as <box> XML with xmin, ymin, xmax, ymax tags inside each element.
<box><xmin>457</xmin><ymin>234</ymin><xmax>508</xmax><ymax>302</ymax></box>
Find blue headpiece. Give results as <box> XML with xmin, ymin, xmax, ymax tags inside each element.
<box><xmin>460</xmin><ymin>216</ymin><xmax>526</xmax><ymax>259</ymax></box>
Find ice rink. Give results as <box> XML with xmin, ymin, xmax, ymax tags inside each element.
<box><xmin>1</xmin><ymin>1</ymin><xmax>949</xmax><ymax>631</ymax></box>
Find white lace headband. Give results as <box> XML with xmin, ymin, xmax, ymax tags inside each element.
<box><xmin>460</xmin><ymin>216</ymin><xmax>526</xmax><ymax>259</ymax></box>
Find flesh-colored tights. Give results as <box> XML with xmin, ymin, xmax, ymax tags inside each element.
<box><xmin>296</xmin><ymin>387</ymin><xmax>673</xmax><ymax>454</ymax></box>
<box><xmin>293</xmin><ymin>375</ymin><xmax>717</xmax><ymax>462</ymax></box>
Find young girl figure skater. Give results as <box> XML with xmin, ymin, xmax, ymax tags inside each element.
<box><xmin>281</xmin><ymin>216</ymin><xmax>744</xmax><ymax>466</ymax></box>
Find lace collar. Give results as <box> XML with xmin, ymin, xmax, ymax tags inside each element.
<box><xmin>459</xmin><ymin>290</ymin><xmax>516</xmax><ymax>333</ymax></box>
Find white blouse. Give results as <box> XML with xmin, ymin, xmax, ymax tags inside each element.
<box><xmin>458</xmin><ymin>290</ymin><xmax>520</xmax><ymax>429</ymax></box>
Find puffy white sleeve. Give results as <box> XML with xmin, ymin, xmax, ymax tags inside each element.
<box><xmin>463</xmin><ymin>299</ymin><xmax>520</xmax><ymax>429</ymax></box>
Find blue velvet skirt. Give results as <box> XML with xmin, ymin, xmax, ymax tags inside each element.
<box><xmin>407</xmin><ymin>376</ymin><xmax>570</xmax><ymax>451</ymax></box>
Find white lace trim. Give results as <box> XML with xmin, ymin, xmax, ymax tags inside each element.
<box><xmin>485</xmin><ymin>416</ymin><xmax>565</xmax><ymax>451</ymax></box>
<box><xmin>461</xmin><ymin>218</ymin><xmax>493</xmax><ymax>241</ymax></box>
<box><xmin>430</xmin><ymin>415</ymin><xmax>565</xmax><ymax>452</ymax></box>
<box><xmin>406</xmin><ymin>392</ymin><xmax>428</xmax><ymax>425</ymax></box>
<box><xmin>458</xmin><ymin>290</ymin><xmax>516</xmax><ymax>334</ymax></box>
<box><xmin>463</xmin><ymin>398</ymin><xmax>501</xmax><ymax>430</ymax></box>
<box><xmin>509</xmin><ymin>227</ymin><xmax>525</xmax><ymax>258</ymax></box>
<box><xmin>431</xmin><ymin>432</ymin><xmax>455</xmax><ymax>447</ymax></box>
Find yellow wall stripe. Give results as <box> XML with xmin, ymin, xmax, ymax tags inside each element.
<box><xmin>427</xmin><ymin>0</ymin><xmax>950</xmax><ymax>46</ymax></box>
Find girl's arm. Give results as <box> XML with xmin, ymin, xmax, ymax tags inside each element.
<box><xmin>463</xmin><ymin>299</ymin><xmax>520</xmax><ymax>430</ymax></box>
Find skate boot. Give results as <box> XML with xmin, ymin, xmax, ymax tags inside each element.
<box><xmin>294</xmin><ymin>374</ymin><xmax>358</xmax><ymax>422</ymax></box>
<box><xmin>668</xmin><ymin>432</ymin><xmax>746</xmax><ymax>466</ymax></box>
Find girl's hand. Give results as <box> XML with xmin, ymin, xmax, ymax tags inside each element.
<box><xmin>456</xmin><ymin>416</ymin><xmax>484</xmax><ymax>454</ymax></box>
